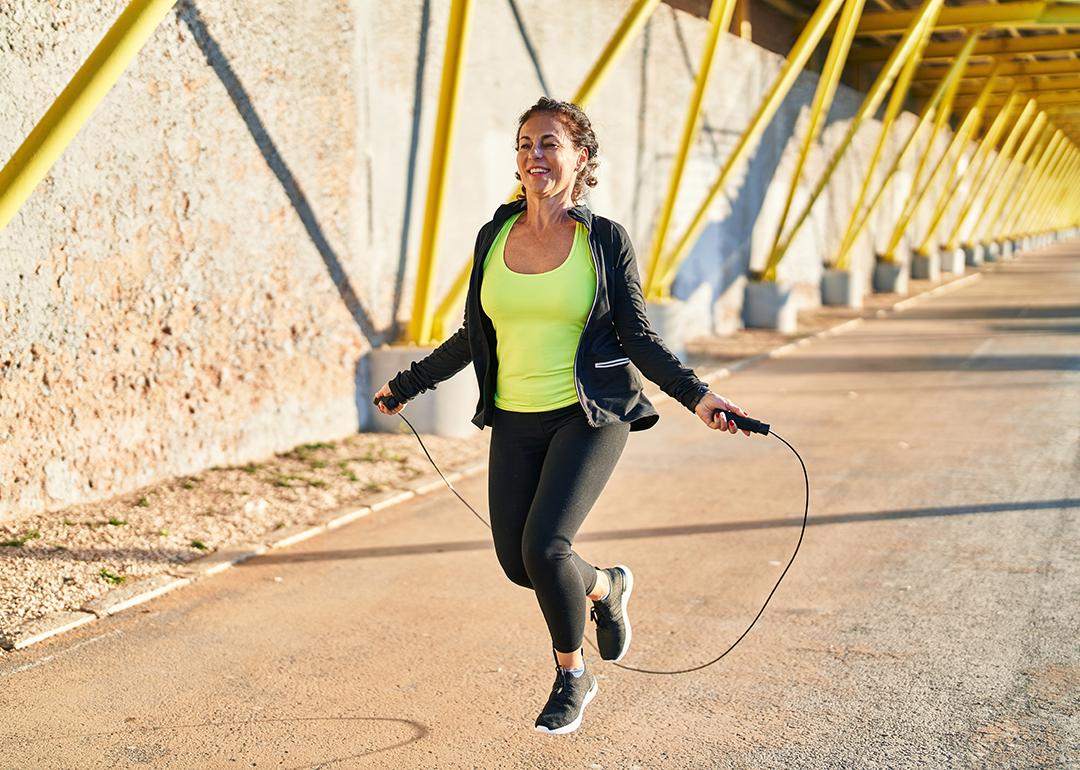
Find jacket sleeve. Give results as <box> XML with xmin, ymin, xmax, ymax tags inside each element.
<box><xmin>387</xmin><ymin>320</ymin><xmax>472</xmax><ymax>402</ymax></box>
<box><xmin>607</xmin><ymin>221</ymin><xmax>709</xmax><ymax>413</ymax></box>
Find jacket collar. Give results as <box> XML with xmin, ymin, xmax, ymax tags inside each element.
<box><xmin>490</xmin><ymin>198</ymin><xmax>595</xmax><ymax>231</ymax></box>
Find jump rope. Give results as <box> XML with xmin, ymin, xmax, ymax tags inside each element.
<box><xmin>374</xmin><ymin>394</ymin><xmax>808</xmax><ymax>676</ymax></box>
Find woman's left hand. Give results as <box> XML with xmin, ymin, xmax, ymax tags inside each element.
<box><xmin>694</xmin><ymin>391</ymin><xmax>752</xmax><ymax>436</ymax></box>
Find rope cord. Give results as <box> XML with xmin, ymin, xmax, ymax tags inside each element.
<box><xmin>394</xmin><ymin>412</ymin><xmax>808</xmax><ymax>675</ymax></box>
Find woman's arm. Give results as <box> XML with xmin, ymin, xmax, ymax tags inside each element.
<box><xmin>605</xmin><ymin>221</ymin><xmax>710</xmax><ymax>413</ymax></box>
<box><xmin>386</xmin><ymin>321</ymin><xmax>473</xmax><ymax>403</ymax></box>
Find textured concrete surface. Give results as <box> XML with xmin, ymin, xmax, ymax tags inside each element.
<box><xmin>0</xmin><ymin>242</ymin><xmax>1075</xmax><ymax>769</ymax></box>
<box><xmin>0</xmin><ymin>0</ymin><xmax>1011</xmax><ymax>519</ymax></box>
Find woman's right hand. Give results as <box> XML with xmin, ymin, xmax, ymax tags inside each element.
<box><xmin>373</xmin><ymin>382</ymin><xmax>406</xmax><ymax>415</ymax></box>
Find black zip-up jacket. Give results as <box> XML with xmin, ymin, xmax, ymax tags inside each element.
<box><xmin>388</xmin><ymin>199</ymin><xmax>709</xmax><ymax>432</ymax></box>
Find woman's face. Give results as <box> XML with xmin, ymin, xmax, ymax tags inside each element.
<box><xmin>516</xmin><ymin>112</ymin><xmax>587</xmax><ymax>202</ymax></box>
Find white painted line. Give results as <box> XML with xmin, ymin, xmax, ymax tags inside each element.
<box><xmin>0</xmin><ymin>629</ymin><xmax>124</xmax><ymax>678</ymax></box>
<box><xmin>325</xmin><ymin>507</ymin><xmax>372</xmax><ymax>530</ymax></box>
<box><xmin>268</xmin><ymin>524</ymin><xmax>326</xmax><ymax>549</ymax></box>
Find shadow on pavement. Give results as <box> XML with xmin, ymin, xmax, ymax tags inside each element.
<box><xmin>240</xmin><ymin>498</ymin><xmax>1079</xmax><ymax>564</ymax></box>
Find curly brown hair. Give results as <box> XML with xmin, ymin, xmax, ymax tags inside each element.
<box><xmin>514</xmin><ymin>97</ymin><xmax>600</xmax><ymax>203</ymax></box>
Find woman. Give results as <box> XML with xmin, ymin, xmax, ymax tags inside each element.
<box><xmin>374</xmin><ymin>97</ymin><xmax>750</xmax><ymax>735</ymax></box>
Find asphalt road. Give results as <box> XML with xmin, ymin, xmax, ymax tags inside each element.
<box><xmin>2</xmin><ymin>244</ymin><xmax>1077</xmax><ymax>769</ymax></box>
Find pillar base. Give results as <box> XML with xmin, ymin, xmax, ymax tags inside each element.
<box><xmin>911</xmin><ymin>250</ymin><xmax>941</xmax><ymax>281</ymax></box>
<box><xmin>647</xmin><ymin>294</ymin><xmax>710</xmax><ymax>361</ymax></box>
<box><xmin>366</xmin><ymin>346</ymin><xmax>478</xmax><ymax>438</ymax></box>
<box><xmin>743</xmin><ymin>281</ymin><xmax>797</xmax><ymax>334</ymax></box>
<box><xmin>984</xmin><ymin>241</ymin><xmax>1002</xmax><ymax>262</ymax></box>
<box><xmin>873</xmin><ymin>258</ymin><xmax>908</xmax><ymax>294</ymax></box>
<box><xmin>940</xmin><ymin>248</ymin><xmax>966</xmax><ymax>274</ymax></box>
<box><xmin>963</xmin><ymin>243</ymin><xmax>984</xmax><ymax>266</ymax></box>
<box><xmin>821</xmin><ymin>269</ymin><xmax>863</xmax><ymax>308</ymax></box>
<box><xmin>1001</xmin><ymin>240</ymin><xmax>1015</xmax><ymax>259</ymax></box>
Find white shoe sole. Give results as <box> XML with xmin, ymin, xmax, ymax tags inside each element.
<box><xmin>533</xmin><ymin>678</ymin><xmax>599</xmax><ymax>735</ymax></box>
<box><xmin>611</xmin><ymin>564</ymin><xmax>633</xmax><ymax>662</ymax></box>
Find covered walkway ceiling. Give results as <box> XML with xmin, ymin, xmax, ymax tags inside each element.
<box><xmin>670</xmin><ymin>0</ymin><xmax>1080</xmax><ymax>145</ymax></box>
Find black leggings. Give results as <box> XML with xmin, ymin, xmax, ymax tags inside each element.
<box><xmin>488</xmin><ymin>404</ymin><xmax>630</xmax><ymax>653</ymax></box>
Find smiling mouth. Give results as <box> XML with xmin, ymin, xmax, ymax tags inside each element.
<box><xmin>527</xmin><ymin>168</ymin><xmax>549</xmax><ymax>175</ymax></box>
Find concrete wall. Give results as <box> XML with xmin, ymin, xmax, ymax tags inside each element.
<box><xmin>1</xmin><ymin>0</ymin><xmax>964</xmax><ymax>519</ymax></box>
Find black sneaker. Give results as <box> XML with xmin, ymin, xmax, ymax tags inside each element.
<box><xmin>590</xmin><ymin>565</ymin><xmax>634</xmax><ymax>661</ymax></box>
<box><xmin>533</xmin><ymin>651</ymin><xmax>599</xmax><ymax>735</ymax></box>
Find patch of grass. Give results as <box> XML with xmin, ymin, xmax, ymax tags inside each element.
<box><xmin>180</xmin><ymin>478</ymin><xmax>198</xmax><ymax>490</ymax></box>
<box><xmin>309</xmin><ymin>479</ymin><xmax>328</xmax><ymax>489</ymax></box>
<box><xmin>273</xmin><ymin>521</ymin><xmax>286</xmax><ymax>530</ymax></box>
<box><xmin>308</xmin><ymin>459</ymin><xmax>328</xmax><ymax>470</ymax></box>
<box><xmin>62</xmin><ymin>518</ymin><xmax>76</xmax><ymax>526</ymax></box>
<box><xmin>269</xmin><ymin>473</ymin><xmax>306</xmax><ymax>488</ymax></box>
<box><xmin>300</xmin><ymin>441</ymin><xmax>335</xmax><ymax>451</ymax></box>
<box><xmin>1</xmin><ymin>528</ymin><xmax>40</xmax><ymax>547</ymax></box>
<box><xmin>107</xmin><ymin>517</ymin><xmax>127</xmax><ymax>526</ymax></box>
<box><xmin>240</xmin><ymin>463</ymin><xmax>260</xmax><ymax>475</ymax></box>
<box><xmin>363</xmin><ymin>482</ymin><xmax>387</xmax><ymax>493</ymax></box>
<box><xmin>190</xmin><ymin>539</ymin><xmax>208</xmax><ymax>551</ymax></box>
<box><xmin>135</xmin><ymin>496</ymin><xmax>150</xmax><ymax>508</ymax></box>
<box><xmin>157</xmin><ymin>528</ymin><xmax>170</xmax><ymax>536</ymax></box>
<box><xmin>342</xmin><ymin>470</ymin><xmax>359</xmax><ymax>482</ymax></box>
<box><xmin>99</xmin><ymin>568</ymin><xmax>124</xmax><ymax>585</ymax></box>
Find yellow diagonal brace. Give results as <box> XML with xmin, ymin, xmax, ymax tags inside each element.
<box><xmin>643</xmin><ymin>0</ymin><xmax>739</xmax><ymax>298</ymax></box>
<box><xmin>879</xmin><ymin>51</ymin><xmax>970</xmax><ymax>262</ymax></box>
<box><xmin>0</xmin><ymin>0</ymin><xmax>178</xmax><ymax>232</ymax></box>
<box><xmin>1031</xmin><ymin>148</ymin><xmax>1076</xmax><ymax>231</ymax></box>
<box><xmin>759</xmin><ymin>0</ymin><xmax>867</xmax><ymax>282</ymax></box>
<box><xmin>406</xmin><ymin>0</ymin><xmax>474</xmax><ymax>346</ymax></box>
<box><xmin>914</xmin><ymin>67</ymin><xmax>1004</xmax><ymax>255</ymax></box>
<box><xmin>945</xmin><ymin>90</ymin><xmax>1024</xmax><ymax>250</ymax></box>
<box><xmin>1001</xmin><ymin>129</ymin><xmax>1065</xmax><ymax>238</ymax></box>
<box><xmin>429</xmin><ymin>0</ymin><xmax>661</xmax><ymax>340</ymax></box>
<box><xmin>953</xmin><ymin>90</ymin><xmax>1080</xmax><ymax>110</ymax></box>
<box><xmin>1016</xmin><ymin>134</ymin><xmax>1072</xmax><ymax>235</ymax></box>
<box><xmin>833</xmin><ymin>32</ymin><xmax>980</xmax><ymax>270</ymax></box>
<box><xmin>650</xmin><ymin>0</ymin><xmax>851</xmax><ymax>299</ymax></box>
<box><xmin>971</xmin><ymin>105</ymin><xmax>1046</xmax><ymax>242</ymax></box>
<box><xmin>980</xmin><ymin>114</ymin><xmax>1049</xmax><ymax>241</ymax></box>
<box><xmin>767</xmin><ymin>0</ymin><xmax>943</xmax><ymax>272</ymax></box>
<box><xmin>959</xmin><ymin>98</ymin><xmax>1038</xmax><ymax>245</ymax></box>
<box><xmin>1023</xmin><ymin>136</ymin><xmax>1074</xmax><ymax>234</ymax></box>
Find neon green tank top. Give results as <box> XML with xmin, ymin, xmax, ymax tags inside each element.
<box><xmin>480</xmin><ymin>212</ymin><xmax>597</xmax><ymax>412</ymax></box>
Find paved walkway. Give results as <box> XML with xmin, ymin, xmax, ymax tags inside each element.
<box><xmin>2</xmin><ymin>243</ymin><xmax>1077</xmax><ymax>769</ymax></box>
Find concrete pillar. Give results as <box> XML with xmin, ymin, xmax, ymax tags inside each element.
<box><xmin>940</xmin><ymin>248</ymin><xmax>966</xmax><ymax>274</ymax></box>
<box><xmin>984</xmin><ymin>241</ymin><xmax>1002</xmax><ymax>262</ymax></box>
<box><xmin>821</xmin><ymin>269</ymin><xmax>863</xmax><ymax>308</ymax></box>
<box><xmin>743</xmin><ymin>280</ymin><xmax>797</xmax><ymax>334</ymax></box>
<box><xmin>873</xmin><ymin>257</ymin><xmax>909</xmax><ymax>294</ymax></box>
<box><xmin>963</xmin><ymin>243</ymin><xmax>984</xmax><ymax>266</ymax></box>
<box><xmin>366</xmin><ymin>346</ymin><xmax>479</xmax><ymax>438</ymax></box>
<box><xmin>1000</xmin><ymin>240</ymin><xmax>1014</xmax><ymax>259</ymax></box>
<box><xmin>911</xmin><ymin>250</ymin><xmax>941</xmax><ymax>281</ymax></box>
<box><xmin>647</xmin><ymin>300</ymin><xmax>692</xmax><ymax>360</ymax></box>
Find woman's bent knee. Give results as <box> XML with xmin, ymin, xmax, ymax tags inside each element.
<box><xmin>522</xmin><ymin>537</ymin><xmax>571</xmax><ymax>578</ymax></box>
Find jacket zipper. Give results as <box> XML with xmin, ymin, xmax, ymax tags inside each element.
<box><xmin>573</xmin><ymin>220</ymin><xmax>600</xmax><ymax>427</ymax></box>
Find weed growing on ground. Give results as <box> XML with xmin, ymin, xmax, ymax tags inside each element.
<box><xmin>135</xmin><ymin>496</ymin><xmax>150</xmax><ymax>508</ymax></box>
<box><xmin>107</xmin><ymin>517</ymin><xmax>127</xmax><ymax>526</ymax></box>
<box><xmin>1</xmin><ymin>528</ymin><xmax>40</xmax><ymax>547</ymax></box>
<box><xmin>99</xmin><ymin>569</ymin><xmax>124</xmax><ymax>585</ymax></box>
<box><xmin>190</xmin><ymin>539</ymin><xmax>208</xmax><ymax>550</ymax></box>
<box><xmin>180</xmin><ymin>478</ymin><xmax>197</xmax><ymax>490</ymax></box>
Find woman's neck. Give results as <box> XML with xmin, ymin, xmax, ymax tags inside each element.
<box><xmin>521</xmin><ymin>191</ymin><xmax>576</xmax><ymax>231</ymax></box>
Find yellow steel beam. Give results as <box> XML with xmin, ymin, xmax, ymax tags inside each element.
<box><xmin>952</xmin><ymin>89</ymin><xmax>1080</xmax><ymax>111</ymax></box>
<box><xmin>406</xmin><ymin>0</ymin><xmax>474</xmax><ymax>346</ymax></box>
<box><xmin>878</xmin><ymin>50</ymin><xmax>970</xmax><ymax>261</ymax></box>
<box><xmin>854</xmin><ymin>2</ymin><xmax>1080</xmax><ymax>36</ymax></box>
<box><xmin>1017</xmin><ymin>134</ymin><xmax>1071</xmax><ymax>235</ymax></box>
<box><xmin>765</xmin><ymin>0</ymin><xmax>944</xmax><ymax>274</ymax></box>
<box><xmin>1031</xmin><ymin>144</ymin><xmax>1079</xmax><ymax>232</ymax></box>
<box><xmin>759</xmin><ymin>0</ymin><xmax>868</xmax><ymax>282</ymax></box>
<box><xmin>429</xmin><ymin>0</ymin><xmax>661</xmax><ymax>339</ymax></box>
<box><xmin>848</xmin><ymin>31</ymin><xmax>1080</xmax><ymax>63</ymax></box>
<box><xmin>916</xmin><ymin>74</ymin><xmax>1080</xmax><ymax>96</ymax></box>
<box><xmin>834</xmin><ymin>32</ymin><xmax>981</xmax><ymax>269</ymax></box>
<box><xmin>960</xmin><ymin>98</ymin><xmax>1039</xmax><ymax>244</ymax></box>
<box><xmin>0</xmin><ymin>0</ymin><xmax>178</xmax><ymax>232</ymax></box>
<box><xmin>650</xmin><ymin>0</ymin><xmax>853</xmax><ymax>298</ymax></box>
<box><xmin>913</xmin><ymin>59</ymin><xmax>1080</xmax><ymax>82</ymax></box>
<box><xmin>973</xmin><ymin>108</ymin><xmax>1049</xmax><ymax>243</ymax></box>
<box><xmin>1001</xmin><ymin>128</ymin><xmax>1065</xmax><ymax>237</ymax></box>
<box><xmin>914</xmin><ymin>67</ymin><xmax>1004</xmax><ymax>255</ymax></box>
<box><xmin>943</xmin><ymin>90</ymin><xmax>1025</xmax><ymax>249</ymax></box>
<box><xmin>643</xmin><ymin>0</ymin><xmax>739</xmax><ymax>298</ymax></box>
